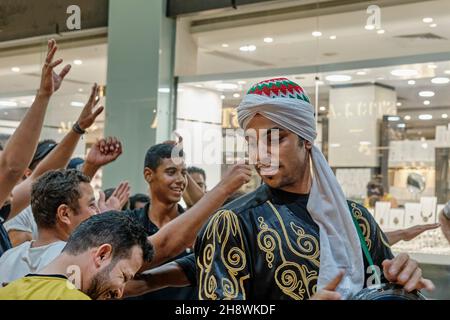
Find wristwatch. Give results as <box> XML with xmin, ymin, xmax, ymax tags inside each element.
<box><xmin>443</xmin><ymin>202</ymin><xmax>450</xmax><ymax>221</ymax></box>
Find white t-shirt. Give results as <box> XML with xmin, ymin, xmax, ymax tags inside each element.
<box><xmin>0</xmin><ymin>240</ymin><xmax>66</xmax><ymax>286</ymax></box>
<box><xmin>4</xmin><ymin>206</ymin><xmax>38</xmax><ymax>239</ymax></box>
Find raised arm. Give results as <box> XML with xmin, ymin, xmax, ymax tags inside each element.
<box><xmin>0</xmin><ymin>39</ymin><xmax>70</xmax><ymax>207</ymax></box>
<box><xmin>8</xmin><ymin>84</ymin><xmax>104</xmax><ymax>218</ymax></box>
<box><xmin>144</xmin><ymin>164</ymin><xmax>251</xmax><ymax>269</ymax></box>
<box><xmin>439</xmin><ymin>201</ymin><xmax>450</xmax><ymax>244</ymax></box>
<box><xmin>182</xmin><ymin>173</ymin><xmax>205</xmax><ymax>208</ymax></box>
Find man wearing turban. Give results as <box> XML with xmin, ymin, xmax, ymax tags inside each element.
<box><xmin>194</xmin><ymin>78</ymin><xmax>434</xmax><ymax>300</ymax></box>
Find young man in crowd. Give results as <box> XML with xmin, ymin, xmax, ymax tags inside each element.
<box><xmin>0</xmin><ymin>39</ymin><xmax>71</xmax><ymax>256</ymax></box>
<box><xmin>0</xmin><ymin>212</ymin><xmax>153</xmax><ymax>300</ymax></box>
<box><xmin>122</xmin><ymin>142</ymin><xmax>250</xmax><ymax>299</ymax></box>
<box><xmin>195</xmin><ymin>78</ymin><xmax>434</xmax><ymax>300</ymax></box>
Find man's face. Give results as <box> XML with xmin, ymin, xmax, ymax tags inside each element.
<box><xmin>146</xmin><ymin>158</ymin><xmax>187</xmax><ymax>204</ymax></box>
<box><xmin>87</xmin><ymin>245</ymin><xmax>143</xmax><ymax>300</ymax></box>
<box><xmin>68</xmin><ymin>182</ymin><xmax>99</xmax><ymax>233</ymax></box>
<box><xmin>190</xmin><ymin>172</ymin><xmax>206</xmax><ymax>192</ymax></box>
<box><xmin>246</xmin><ymin>113</ymin><xmax>311</xmax><ymax>190</ymax></box>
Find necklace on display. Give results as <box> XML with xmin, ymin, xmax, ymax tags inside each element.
<box><xmin>420</xmin><ymin>209</ymin><xmax>433</xmax><ymax>222</ymax></box>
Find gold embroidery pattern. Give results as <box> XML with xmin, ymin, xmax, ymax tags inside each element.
<box><xmin>350</xmin><ymin>202</ymin><xmax>372</xmax><ymax>250</ymax></box>
<box><xmin>275</xmin><ymin>262</ymin><xmax>318</xmax><ymax>300</ymax></box>
<box><xmin>379</xmin><ymin>230</ymin><xmax>391</xmax><ymax>249</ymax></box>
<box><xmin>197</xmin><ymin>210</ymin><xmax>250</xmax><ymax>300</ymax></box>
<box><xmin>256</xmin><ymin>203</ymin><xmax>319</xmax><ymax>300</ymax></box>
<box><xmin>267</xmin><ymin>201</ymin><xmax>320</xmax><ymax>267</ymax></box>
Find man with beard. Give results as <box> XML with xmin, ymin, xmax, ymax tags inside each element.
<box><xmin>195</xmin><ymin>78</ymin><xmax>434</xmax><ymax>300</ymax></box>
<box><xmin>0</xmin><ymin>212</ymin><xmax>153</xmax><ymax>300</ymax></box>
<box><xmin>0</xmin><ymin>169</ymin><xmax>127</xmax><ymax>286</ymax></box>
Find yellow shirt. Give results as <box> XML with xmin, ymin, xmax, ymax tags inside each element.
<box><xmin>0</xmin><ymin>275</ymin><xmax>91</xmax><ymax>300</ymax></box>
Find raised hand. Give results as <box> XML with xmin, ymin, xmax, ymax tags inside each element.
<box><xmin>382</xmin><ymin>253</ymin><xmax>435</xmax><ymax>292</ymax></box>
<box><xmin>86</xmin><ymin>137</ymin><xmax>123</xmax><ymax>167</ymax></box>
<box><xmin>310</xmin><ymin>270</ymin><xmax>344</xmax><ymax>300</ymax></box>
<box><xmin>401</xmin><ymin>223</ymin><xmax>440</xmax><ymax>242</ymax></box>
<box><xmin>97</xmin><ymin>181</ymin><xmax>131</xmax><ymax>212</ymax></box>
<box><xmin>39</xmin><ymin>39</ymin><xmax>71</xmax><ymax>97</ymax></box>
<box><xmin>77</xmin><ymin>84</ymin><xmax>105</xmax><ymax>130</ymax></box>
<box><xmin>217</xmin><ymin>164</ymin><xmax>252</xmax><ymax>195</ymax></box>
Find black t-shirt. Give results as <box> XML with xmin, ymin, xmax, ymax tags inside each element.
<box><xmin>0</xmin><ymin>205</ymin><xmax>12</xmax><ymax>258</ymax></box>
<box><xmin>123</xmin><ymin>202</ymin><xmax>197</xmax><ymax>300</ymax></box>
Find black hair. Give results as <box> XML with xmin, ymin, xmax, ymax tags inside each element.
<box><xmin>129</xmin><ymin>193</ymin><xmax>150</xmax><ymax>210</ymax></box>
<box><xmin>29</xmin><ymin>139</ymin><xmax>57</xmax><ymax>170</ymax></box>
<box><xmin>31</xmin><ymin>169</ymin><xmax>91</xmax><ymax>229</ymax></box>
<box><xmin>63</xmin><ymin>211</ymin><xmax>153</xmax><ymax>264</ymax></box>
<box><xmin>187</xmin><ymin>166</ymin><xmax>206</xmax><ymax>180</ymax></box>
<box><xmin>144</xmin><ymin>143</ymin><xmax>184</xmax><ymax>170</ymax></box>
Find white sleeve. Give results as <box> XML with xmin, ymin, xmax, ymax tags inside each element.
<box><xmin>3</xmin><ymin>206</ymin><xmax>38</xmax><ymax>239</ymax></box>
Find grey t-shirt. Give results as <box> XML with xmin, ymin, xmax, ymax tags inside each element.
<box><xmin>4</xmin><ymin>206</ymin><xmax>38</xmax><ymax>240</ymax></box>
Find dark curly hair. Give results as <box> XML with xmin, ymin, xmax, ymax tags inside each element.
<box><xmin>63</xmin><ymin>211</ymin><xmax>154</xmax><ymax>263</ymax></box>
<box><xmin>31</xmin><ymin>169</ymin><xmax>91</xmax><ymax>229</ymax></box>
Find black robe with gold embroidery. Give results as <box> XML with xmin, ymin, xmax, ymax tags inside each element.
<box><xmin>194</xmin><ymin>184</ymin><xmax>393</xmax><ymax>300</ymax></box>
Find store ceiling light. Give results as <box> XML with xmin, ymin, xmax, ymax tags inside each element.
<box><xmin>0</xmin><ymin>100</ymin><xmax>18</xmax><ymax>107</ymax></box>
<box><xmin>404</xmin><ymin>115</ymin><xmax>411</xmax><ymax>121</ymax></box>
<box><xmin>195</xmin><ymin>84</ymin><xmax>203</xmax><ymax>88</ymax></box>
<box><xmin>315</xmin><ymin>80</ymin><xmax>324</xmax><ymax>85</ymax></box>
<box><xmin>365</xmin><ymin>25</ymin><xmax>375</xmax><ymax>30</ymax></box>
<box><xmin>431</xmin><ymin>77</ymin><xmax>450</xmax><ymax>84</ymax></box>
<box><xmin>11</xmin><ymin>67</ymin><xmax>20</xmax><ymax>73</ymax></box>
<box><xmin>422</xmin><ymin>17</ymin><xmax>433</xmax><ymax>23</ymax></box>
<box><xmin>329</xmin><ymin>35</ymin><xmax>337</xmax><ymax>40</ymax></box>
<box><xmin>419</xmin><ymin>91</ymin><xmax>435</xmax><ymax>97</ymax></box>
<box><xmin>430</xmin><ymin>23</ymin><xmax>437</xmax><ymax>28</ymax></box>
<box><xmin>319</xmin><ymin>106</ymin><xmax>326</xmax><ymax>111</ymax></box>
<box><xmin>70</xmin><ymin>101</ymin><xmax>84</xmax><ymax>107</ymax></box>
<box><xmin>428</xmin><ymin>64</ymin><xmax>437</xmax><ymax>69</ymax></box>
<box><xmin>221</xmin><ymin>44</ymin><xmax>229</xmax><ymax>48</ymax></box>
<box><xmin>356</xmin><ymin>71</ymin><xmax>367</xmax><ymax>75</ymax></box>
<box><xmin>445</xmin><ymin>70</ymin><xmax>450</xmax><ymax>75</ymax></box>
<box><xmin>442</xmin><ymin>114</ymin><xmax>448</xmax><ymax>119</ymax></box>
<box><xmin>220</xmin><ymin>95</ymin><xmax>226</xmax><ymax>100</ymax></box>
<box><xmin>330</xmin><ymin>143</ymin><xmax>341</xmax><ymax>148</ymax></box>
<box><xmin>377</xmin><ymin>29</ymin><xmax>385</xmax><ymax>34</ymax></box>
<box><xmin>423</xmin><ymin>100</ymin><xmax>431</xmax><ymax>105</ymax></box>
<box><xmin>359</xmin><ymin>141</ymin><xmax>371</xmax><ymax>145</ymax></box>
<box><xmin>312</xmin><ymin>31</ymin><xmax>322</xmax><ymax>37</ymax></box>
<box><xmin>78</xmin><ymin>88</ymin><xmax>83</xmax><ymax>92</ymax></box>
<box><xmin>325</xmin><ymin>75</ymin><xmax>352</xmax><ymax>82</ymax></box>
<box><xmin>419</xmin><ymin>114</ymin><xmax>433</xmax><ymax>120</ymax></box>
<box><xmin>216</xmin><ymin>83</ymin><xmax>238</xmax><ymax>90</ymax></box>
<box><xmin>391</xmin><ymin>69</ymin><xmax>418</xmax><ymax>77</ymax></box>
<box><xmin>408</xmin><ymin>80</ymin><xmax>416</xmax><ymax>85</ymax></box>
<box><xmin>397</xmin><ymin>123</ymin><xmax>406</xmax><ymax>128</ymax></box>
<box><xmin>388</xmin><ymin>116</ymin><xmax>400</xmax><ymax>121</ymax></box>
<box><xmin>73</xmin><ymin>59</ymin><xmax>83</xmax><ymax>65</ymax></box>
<box><xmin>238</xmin><ymin>81</ymin><xmax>246</xmax><ymax>85</ymax></box>
<box><xmin>263</xmin><ymin>37</ymin><xmax>274</xmax><ymax>43</ymax></box>
<box><xmin>396</xmin><ymin>102</ymin><xmax>402</xmax><ymax>107</ymax></box>
<box><xmin>233</xmin><ymin>93</ymin><xmax>241</xmax><ymax>98</ymax></box>
<box><xmin>240</xmin><ymin>45</ymin><xmax>256</xmax><ymax>52</ymax></box>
